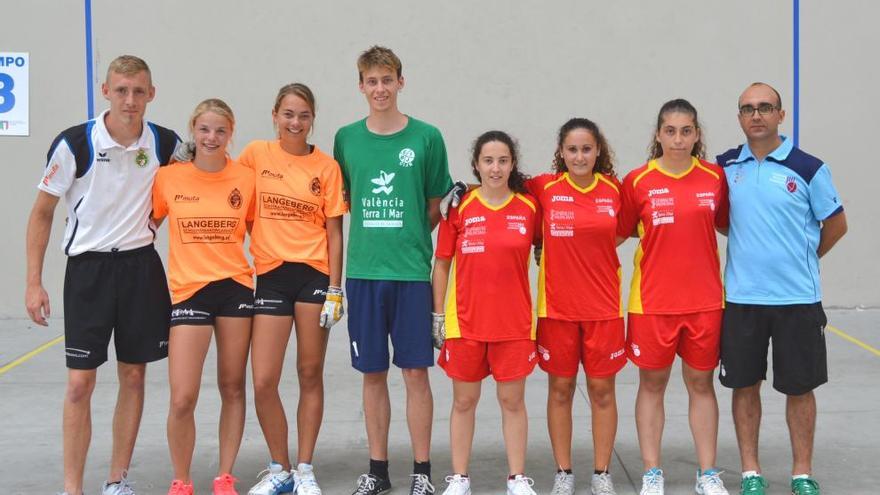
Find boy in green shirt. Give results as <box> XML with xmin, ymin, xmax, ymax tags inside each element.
<box><xmin>333</xmin><ymin>46</ymin><xmax>452</xmax><ymax>495</ymax></box>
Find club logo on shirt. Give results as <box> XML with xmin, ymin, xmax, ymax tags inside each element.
<box><xmin>786</xmin><ymin>176</ymin><xmax>798</xmax><ymax>193</ymax></box>
<box><xmin>261</xmin><ymin>169</ymin><xmax>284</xmax><ymax>180</ymax></box>
<box><xmin>228</xmin><ymin>188</ymin><xmax>243</xmax><ymax>209</ymax></box>
<box><xmin>43</xmin><ymin>163</ymin><xmax>60</xmax><ymax>185</ymax></box>
<box><xmin>399</xmin><ymin>148</ymin><xmax>415</xmax><ymax>167</ymax></box>
<box><xmin>310</xmin><ymin>177</ymin><xmax>322</xmax><ymax>196</ymax></box>
<box><xmin>371</xmin><ymin>170</ymin><xmax>395</xmax><ymax>195</ymax></box>
<box><xmin>135</xmin><ymin>148</ymin><xmax>149</xmax><ymax>167</ymax></box>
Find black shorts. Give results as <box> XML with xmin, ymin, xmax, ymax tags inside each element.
<box><xmin>63</xmin><ymin>245</ymin><xmax>171</xmax><ymax>369</ymax></box>
<box><xmin>719</xmin><ymin>302</ymin><xmax>828</xmax><ymax>395</ymax></box>
<box><xmin>170</xmin><ymin>278</ymin><xmax>254</xmax><ymax>326</ymax></box>
<box><xmin>254</xmin><ymin>262</ymin><xmax>329</xmax><ymax>316</ymax></box>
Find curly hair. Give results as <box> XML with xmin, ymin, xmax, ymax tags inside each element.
<box><xmin>552</xmin><ymin>118</ymin><xmax>616</xmax><ymax>178</ymax></box>
<box><xmin>648</xmin><ymin>98</ymin><xmax>706</xmax><ymax>160</ymax></box>
<box><xmin>470</xmin><ymin>130</ymin><xmax>529</xmax><ymax>194</ymax></box>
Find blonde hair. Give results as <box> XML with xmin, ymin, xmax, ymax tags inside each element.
<box><xmin>172</xmin><ymin>98</ymin><xmax>235</xmax><ymax>163</ymax></box>
<box><xmin>105</xmin><ymin>55</ymin><xmax>151</xmax><ymax>83</ymax></box>
<box><xmin>273</xmin><ymin>83</ymin><xmax>316</xmax><ymax>115</ymax></box>
<box><xmin>357</xmin><ymin>45</ymin><xmax>402</xmax><ymax>81</ymax></box>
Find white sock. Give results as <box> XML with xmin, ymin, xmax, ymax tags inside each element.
<box><xmin>792</xmin><ymin>474</ymin><xmax>811</xmax><ymax>480</ymax></box>
<box><xmin>742</xmin><ymin>471</ymin><xmax>759</xmax><ymax>479</ymax></box>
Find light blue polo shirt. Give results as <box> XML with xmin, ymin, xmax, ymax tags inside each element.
<box><xmin>716</xmin><ymin>136</ymin><xmax>843</xmax><ymax>305</ymax></box>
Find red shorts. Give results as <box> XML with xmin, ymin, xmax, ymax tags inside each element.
<box><xmin>536</xmin><ymin>318</ymin><xmax>627</xmax><ymax>378</ymax></box>
<box><xmin>626</xmin><ymin>310</ymin><xmax>722</xmax><ymax>370</ymax></box>
<box><xmin>438</xmin><ymin>338</ymin><xmax>537</xmax><ymax>382</ymax></box>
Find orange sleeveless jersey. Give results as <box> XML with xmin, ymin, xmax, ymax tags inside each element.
<box><xmin>152</xmin><ymin>159</ymin><xmax>256</xmax><ymax>304</ymax></box>
<box><xmin>238</xmin><ymin>141</ymin><xmax>348</xmax><ymax>275</ymax></box>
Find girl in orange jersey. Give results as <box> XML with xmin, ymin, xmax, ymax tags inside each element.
<box><xmin>152</xmin><ymin>99</ymin><xmax>256</xmax><ymax>495</ymax></box>
<box><xmin>617</xmin><ymin>99</ymin><xmax>730</xmax><ymax>495</ymax></box>
<box><xmin>525</xmin><ymin>118</ymin><xmax>625</xmax><ymax>495</ymax></box>
<box><xmin>238</xmin><ymin>83</ymin><xmax>346</xmax><ymax>495</ymax></box>
<box><xmin>433</xmin><ymin>131</ymin><xmax>540</xmax><ymax>495</ymax></box>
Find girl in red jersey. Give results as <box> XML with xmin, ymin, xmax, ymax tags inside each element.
<box><xmin>433</xmin><ymin>131</ymin><xmax>540</xmax><ymax>495</ymax></box>
<box><xmin>618</xmin><ymin>99</ymin><xmax>730</xmax><ymax>495</ymax></box>
<box><xmin>153</xmin><ymin>99</ymin><xmax>256</xmax><ymax>495</ymax></box>
<box><xmin>238</xmin><ymin>84</ymin><xmax>347</xmax><ymax>495</ymax></box>
<box><xmin>525</xmin><ymin>118</ymin><xmax>625</xmax><ymax>495</ymax></box>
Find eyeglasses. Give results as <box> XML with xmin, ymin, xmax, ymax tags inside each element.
<box><xmin>739</xmin><ymin>103</ymin><xmax>779</xmax><ymax>117</ymax></box>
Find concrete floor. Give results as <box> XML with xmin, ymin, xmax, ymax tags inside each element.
<box><xmin>1</xmin><ymin>309</ymin><xmax>878</xmax><ymax>494</ymax></box>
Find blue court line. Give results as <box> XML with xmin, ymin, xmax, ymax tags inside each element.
<box><xmin>84</xmin><ymin>0</ymin><xmax>94</xmax><ymax>119</ymax></box>
<box><xmin>793</xmin><ymin>0</ymin><xmax>799</xmax><ymax>147</ymax></box>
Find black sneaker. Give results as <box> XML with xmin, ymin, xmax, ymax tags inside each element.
<box><xmin>409</xmin><ymin>474</ymin><xmax>435</xmax><ymax>495</ymax></box>
<box><xmin>352</xmin><ymin>474</ymin><xmax>391</xmax><ymax>495</ymax></box>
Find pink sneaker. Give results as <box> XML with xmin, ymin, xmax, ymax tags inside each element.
<box><xmin>167</xmin><ymin>479</ymin><xmax>194</xmax><ymax>495</ymax></box>
<box><xmin>213</xmin><ymin>473</ymin><xmax>240</xmax><ymax>495</ymax></box>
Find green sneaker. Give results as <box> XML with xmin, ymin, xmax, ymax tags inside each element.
<box><xmin>740</xmin><ymin>474</ymin><xmax>768</xmax><ymax>495</ymax></box>
<box><xmin>790</xmin><ymin>477</ymin><xmax>820</xmax><ymax>495</ymax></box>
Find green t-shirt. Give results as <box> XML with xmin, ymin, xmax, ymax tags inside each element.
<box><xmin>334</xmin><ymin>116</ymin><xmax>452</xmax><ymax>281</ymax></box>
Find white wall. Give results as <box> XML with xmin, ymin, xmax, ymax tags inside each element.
<box><xmin>3</xmin><ymin>0</ymin><xmax>876</xmax><ymax>317</ymax></box>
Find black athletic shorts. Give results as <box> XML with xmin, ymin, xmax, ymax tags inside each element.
<box><xmin>170</xmin><ymin>278</ymin><xmax>254</xmax><ymax>326</ymax></box>
<box><xmin>63</xmin><ymin>245</ymin><xmax>171</xmax><ymax>369</ymax></box>
<box><xmin>253</xmin><ymin>262</ymin><xmax>329</xmax><ymax>316</ymax></box>
<box><xmin>719</xmin><ymin>302</ymin><xmax>828</xmax><ymax>395</ymax></box>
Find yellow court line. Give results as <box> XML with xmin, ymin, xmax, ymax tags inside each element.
<box><xmin>0</xmin><ymin>335</ymin><xmax>64</xmax><ymax>376</ymax></box>
<box><xmin>827</xmin><ymin>325</ymin><xmax>880</xmax><ymax>358</ymax></box>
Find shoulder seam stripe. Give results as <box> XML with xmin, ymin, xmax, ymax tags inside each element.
<box><xmin>515</xmin><ymin>193</ymin><xmax>537</xmax><ymax>212</ymax></box>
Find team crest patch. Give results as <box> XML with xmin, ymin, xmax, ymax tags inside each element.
<box><xmin>399</xmin><ymin>148</ymin><xmax>415</xmax><ymax>167</ymax></box>
<box><xmin>786</xmin><ymin>176</ymin><xmax>798</xmax><ymax>193</ymax></box>
<box><xmin>135</xmin><ymin>148</ymin><xmax>149</xmax><ymax>167</ymax></box>
<box><xmin>310</xmin><ymin>177</ymin><xmax>321</xmax><ymax>196</ymax></box>
<box><xmin>228</xmin><ymin>188</ymin><xmax>243</xmax><ymax>209</ymax></box>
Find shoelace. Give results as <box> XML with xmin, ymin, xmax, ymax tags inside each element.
<box><xmin>791</xmin><ymin>478</ymin><xmax>820</xmax><ymax>495</ymax></box>
<box><xmin>592</xmin><ymin>473</ymin><xmax>615</xmax><ymax>494</ymax></box>
<box><xmin>741</xmin><ymin>476</ymin><xmax>768</xmax><ymax>493</ymax></box>
<box><xmin>410</xmin><ymin>474</ymin><xmax>435</xmax><ymax>495</ymax></box>
<box><xmin>699</xmin><ymin>471</ymin><xmax>727</xmax><ymax>494</ymax></box>
<box><xmin>551</xmin><ymin>473</ymin><xmax>574</xmax><ymax>495</ymax></box>
<box><xmin>107</xmin><ymin>477</ymin><xmax>136</xmax><ymax>495</ymax></box>
<box><xmin>509</xmin><ymin>476</ymin><xmax>535</xmax><ymax>495</ymax></box>
<box><xmin>253</xmin><ymin>468</ymin><xmax>287</xmax><ymax>490</ymax></box>
<box><xmin>298</xmin><ymin>474</ymin><xmax>322</xmax><ymax>495</ymax></box>
<box><xmin>216</xmin><ymin>474</ymin><xmax>238</xmax><ymax>490</ymax></box>
<box><xmin>354</xmin><ymin>474</ymin><xmax>377</xmax><ymax>495</ymax></box>
<box><xmin>643</xmin><ymin>471</ymin><xmax>663</xmax><ymax>492</ymax></box>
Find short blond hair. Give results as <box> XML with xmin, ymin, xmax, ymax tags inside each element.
<box><xmin>189</xmin><ymin>98</ymin><xmax>235</xmax><ymax>133</ymax></box>
<box><xmin>105</xmin><ymin>55</ymin><xmax>151</xmax><ymax>83</ymax></box>
<box><xmin>357</xmin><ymin>45</ymin><xmax>402</xmax><ymax>81</ymax></box>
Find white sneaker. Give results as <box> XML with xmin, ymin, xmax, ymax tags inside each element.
<box><xmin>507</xmin><ymin>475</ymin><xmax>537</xmax><ymax>495</ymax></box>
<box><xmin>551</xmin><ymin>471</ymin><xmax>575</xmax><ymax>495</ymax></box>
<box><xmin>102</xmin><ymin>471</ymin><xmax>136</xmax><ymax>495</ymax></box>
<box><xmin>640</xmin><ymin>468</ymin><xmax>664</xmax><ymax>495</ymax></box>
<box><xmin>441</xmin><ymin>474</ymin><xmax>471</xmax><ymax>495</ymax></box>
<box><xmin>695</xmin><ymin>470</ymin><xmax>729</xmax><ymax>495</ymax></box>
<box><xmin>592</xmin><ymin>472</ymin><xmax>617</xmax><ymax>495</ymax></box>
<box><xmin>295</xmin><ymin>463</ymin><xmax>322</xmax><ymax>495</ymax></box>
<box><xmin>249</xmin><ymin>462</ymin><xmax>295</xmax><ymax>495</ymax></box>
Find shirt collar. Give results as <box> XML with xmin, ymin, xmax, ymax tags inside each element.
<box><xmin>94</xmin><ymin>109</ymin><xmax>153</xmax><ymax>151</ymax></box>
<box><xmin>735</xmin><ymin>135</ymin><xmax>793</xmax><ymax>164</ymax></box>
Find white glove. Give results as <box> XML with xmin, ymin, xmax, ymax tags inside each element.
<box><xmin>439</xmin><ymin>181</ymin><xmax>468</xmax><ymax>220</ymax></box>
<box><xmin>319</xmin><ymin>286</ymin><xmax>345</xmax><ymax>329</ymax></box>
<box><xmin>171</xmin><ymin>140</ymin><xmax>196</xmax><ymax>163</ymax></box>
<box><xmin>431</xmin><ymin>312</ymin><xmax>446</xmax><ymax>349</ymax></box>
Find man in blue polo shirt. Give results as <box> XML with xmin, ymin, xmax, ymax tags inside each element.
<box><xmin>716</xmin><ymin>82</ymin><xmax>847</xmax><ymax>495</ymax></box>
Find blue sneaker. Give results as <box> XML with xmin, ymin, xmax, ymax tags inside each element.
<box><xmin>249</xmin><ymin>462</ymin><xmax>295</xmax><ymax>495</ymax></box>
<box><xmin>640</xmin><ymin>468</ymin><xmax>664</xmax><ymax>495</ymax></box>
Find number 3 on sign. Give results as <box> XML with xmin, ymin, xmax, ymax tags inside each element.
<box><xmin>0</xmin><ymin>52</ymin><xmax>29</xmax><ymax>136</ymax></box>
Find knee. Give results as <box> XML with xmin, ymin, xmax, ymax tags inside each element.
<box><xmin>686</xmin><ymin>374</ymin><xmax>716</xmax><ymax>396</ymax></box>
<box><xmin>402</xmin><ymin>368</ymin><xmax>429</xmax><ymax>384</ymax></box>
<box><xmin>66</xmin><ymin>376</ymin><xmax>96</xmax><ymax>404</ymax></box>
<box><xmin>587</xmin><ymin>382</ymin><xmax>616</xmax><ymax>409</ymax></box>
<box><xmin>218</xmin><ymin>378</ymin><xmax>245</xmax><ymax>404</ymax></box>
<box><xmin>548</xmin><ymin>380</ymin><xmax>575</xmax><ymax>405</ymax></box>
<box><xmin>452</xmin><ymin>393</ymin><xmax>479</xmax><ymax>413</ymax></box>
<box><xmin>296</xmin><ymin>362</ymin><xmax>324</xmax><ymax>392</ymax></box>
<box><xmin>498</xmin><ymin>392</ymin><xmax>525</xmax><ymax>413</ymax></box>
<box><xmin>118</xmin><ymin>365</ymin><xmax>146</xmax><ymax>391</ymax></box>
<box><xmin>253</xmin><ymin>376</ymin><xmax>279</xmax><ymax>403</ymax></box>
<box><xmin>640</xmin><ymin>376</ymin><xmax>668</xmax><ymax>394</ymax></box>
<box><xmin>169</xmin><ymin>393</ymin><xmax>198</xmax><ymax>418</ymax></box>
